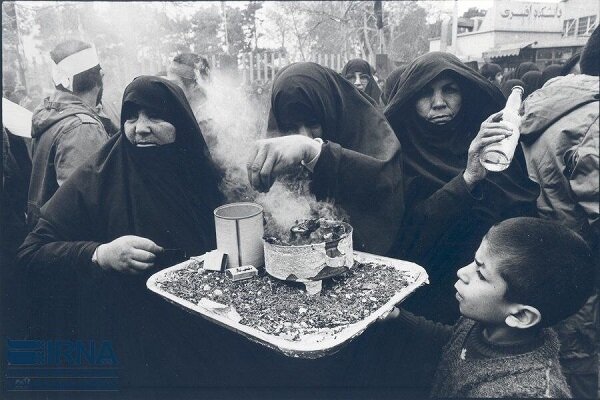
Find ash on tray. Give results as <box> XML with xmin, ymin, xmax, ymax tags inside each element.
<box><xmin>156</xmin><ymin>260</ymin><xmax>411</xmax><ymax>341</ymax></box>
<box><xmin>264</xmin><ymin>218</ymin><xmax>347</xmax><ymax>246</ymax></box>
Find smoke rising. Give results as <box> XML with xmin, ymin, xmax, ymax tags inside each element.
<box><xmin>198</xmin><ymin>71</ymin><xmax>348</xmax><ymax>238</ymax></box>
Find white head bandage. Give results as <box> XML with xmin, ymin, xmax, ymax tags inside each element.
<box><xmin>51</xmin><ymin>46</ymin><xmax>100</xmax><ymax>92</ymax></box>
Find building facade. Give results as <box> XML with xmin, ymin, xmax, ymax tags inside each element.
<box><xmin>429</xmin><ymin>0</ymin><xmax>598</xmax><ymax>70</ymax></box>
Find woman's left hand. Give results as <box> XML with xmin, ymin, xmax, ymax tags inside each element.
<box><xmin>247</xmin><ymin>135</ymin><xmax>321</xmax><ymax>192</ymax></box>
<box><xmin>464</xmin><ymin>111</ymin><xmax>513</xmax><ymax>188</ymax></box>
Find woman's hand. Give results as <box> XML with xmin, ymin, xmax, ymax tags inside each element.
<box><xmin>95</xmin><ymin>235</ymin><xmax>163</xmax><ymax>274</ymax></box>
<box><xmin>464</xmin><ymin>111</ymin><xmax>513</xmax><ymax>188</ymax></box>
<box><xmin>247</xmin><ymin>135</ymin><xmax>321</xmax><ymax>192</ymax></box>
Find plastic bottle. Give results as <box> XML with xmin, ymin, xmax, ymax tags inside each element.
<box><xmin>480</xmin><ymin>86</ymin><xmax>524</xmax><ymax>172</ymax></box>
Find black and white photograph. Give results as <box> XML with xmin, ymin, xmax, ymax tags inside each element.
<box><xmin>1</xmin><ymin>0</ymin><xmax>598</xmax><ymax>398</ymax></box>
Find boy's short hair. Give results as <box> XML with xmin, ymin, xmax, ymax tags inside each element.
<box><xmin>50</xmin><ymin>40</ymin><xmax>102</xmax><ymax>93</ymax></box>
<box><xmin>486</xmin><ymin>217</ymin><xmax>594</xmax><ymax>327</ymax></box>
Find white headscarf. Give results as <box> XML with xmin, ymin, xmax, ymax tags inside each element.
<box><xmin>51</xmin><ymin>46</ymin><xmax>100</xmax><ymax>91</ymax></box>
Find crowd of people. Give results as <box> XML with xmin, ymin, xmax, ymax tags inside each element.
<box><xmin>1</xmin><ymin>25</ymin><xmax>598</xmax><ymax>398</ymax></box>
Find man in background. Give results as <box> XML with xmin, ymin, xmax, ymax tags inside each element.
<box><xmin>520</xmin><ymin>26</ymin><xmax>599</xmax><ymax>398</ymax></box>
<box><xmin>167</xmin><ymin>52</ymin><xmax>211</xmax><ymax>121</ymax></box>
<box><xmin>27</xmin><ymin>40</ymin><xmax>109</xmax><ymax>229</ymax></box>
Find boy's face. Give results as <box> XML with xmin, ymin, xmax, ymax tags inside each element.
<box><xmin>455</xmin><ymin>238</ymin><xmax>512</xmax><ymax>324</ymax></box>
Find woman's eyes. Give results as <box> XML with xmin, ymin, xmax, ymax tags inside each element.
<box><xmin>346</xmin><ymin>74</ymin><xmax>369</xmax><ymax>81</ymax></box>
<box><xmin>146</xmin><ymin>112</ymin><xmax>162</xmax><ymax>119</ymax></box>
<box><xmin>443</xmin><ymin>86</ymin><xmax>460</xmax><ymax>94</ymax></box>
<box><xmin>417</xmin><ymin>89</ymin><xmax>433</xmax><ymax>99</ymax></box>
<box><xmin>125</xmin><ymin>113</ymin><xmax>161</xmax><ymax>122</ymax></box>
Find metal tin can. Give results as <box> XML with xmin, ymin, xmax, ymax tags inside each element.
<box><xmin>214</xmin><ymin>202</ymin><xmax>265</xmax><ymax>269</ymax></box>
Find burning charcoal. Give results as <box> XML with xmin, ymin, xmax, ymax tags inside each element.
<box><xmin>290</xmin><ymin>219</ymin><xmax>321</xmax><ymax>241</ymax></box>
<box><xmin>290</xmin><ymin>225</ymin><xmax>309</xmax><ymax>237</ymax></box>
<box><xmin>264</xmin><ymin>236</ymin><xmax>287</xmax><ymax>245</ymax></box>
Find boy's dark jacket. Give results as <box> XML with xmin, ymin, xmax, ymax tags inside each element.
<box><xmin>430</xmin><ymin>318</ymin><xmax>571</xmax><ymax>398</ymax></box>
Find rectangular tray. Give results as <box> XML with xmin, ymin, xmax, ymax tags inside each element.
<box><xmin>146</xmin><ymin>251</ymin><xmax>428</xmax><ymax>359</ymax></box>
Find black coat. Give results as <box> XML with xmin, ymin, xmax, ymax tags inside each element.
<box><xmin>384</xmin><ymin>52</ymin><xmax>539</xmax><ymax>323</ymax></box>
<box><xmin>16</xmin><ymin>76</ymin><xmax>397</xmax><ymax>390</ymax></box>
<box><xmin>17</xmin><ymin>76</ymin><xmax>228</xmax><ymax>387</ymax></box>
<box><xmin>268</xmin><ymin>62</ymin><xmax>404</xmax><ymax>256</ymax></box>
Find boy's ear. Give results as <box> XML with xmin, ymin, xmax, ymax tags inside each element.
<box><xmin>505</xmin><ymin>305</ymin><xmax>542</xmax><ymax>329</ymax></box>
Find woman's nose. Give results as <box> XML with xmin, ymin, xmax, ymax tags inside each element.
<box><xmin>134</xmin><ymin>115</ymin><xmax>151</xmax><ymax>134</ymax></box>
<box><xmin>354</xmin><ymin>74</ymin><xmax>362</xmax><ymax>85</ymax></box>
<box><xmin>431</xmin><ymin>91</ymin><xmax>446</xmax><ymax>109</ymax></box>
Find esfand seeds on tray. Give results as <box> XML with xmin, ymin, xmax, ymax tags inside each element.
<box><xmin>157</xmin><ymin>259</ymin><xmax>412</xmax><ymax>339</ymax></box>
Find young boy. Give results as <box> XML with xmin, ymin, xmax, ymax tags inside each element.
<box><xmin>386</xmin><ymin>217</ymin><xmax>594</xmax><ymax>398</ymax></box>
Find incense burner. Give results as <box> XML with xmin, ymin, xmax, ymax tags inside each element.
<box><xmin>263</xmin><ymin>219</ymin><xmax>353</xmax><ymax>294</ymax></box>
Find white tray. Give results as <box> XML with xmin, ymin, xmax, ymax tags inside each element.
<box><xmin>146</xmin><ymin>251</ymin><xmax>428</xmax><ymax>358</ymax></box>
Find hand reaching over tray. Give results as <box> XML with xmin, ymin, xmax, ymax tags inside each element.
<box><xmin>94</xmin><ymin>235</ymin><xmax>163</xmax><ymax>274</ymax></box>
<box><xmin>247</xmin><ymin>135</ymin><xmax>322</xmax><ymax>192</ymax></box>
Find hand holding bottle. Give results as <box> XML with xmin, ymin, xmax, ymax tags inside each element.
<box><xmin>480</xmin><ymin>86</ymin><xmax>524</xmax><ymax>171</ymax></box>
<box><xmin>464</xmin><ymin>111</ymin><xmax>513</xmax><ymax>188</ymax></box>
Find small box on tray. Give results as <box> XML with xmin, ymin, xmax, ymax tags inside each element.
<box><xmin>192</xmin><ymin>250</ymin><xmax>228</xmax><ymax>272</ymax></box>
<box><xmin>226</xmin><ymin>265</ymin><xmax>258</xmax><ymax>282</ymax></box>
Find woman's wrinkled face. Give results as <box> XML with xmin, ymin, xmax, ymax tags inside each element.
<box><xmin>124</xmin><ymin>109</ymin><xmax>176</xmax><ymax>147</ymax></box>
<box><xmin>415</xmin><ymin>76</ymin><xmax>462</xmax><ymax>125</ymax></box>
<box><xmin>345</xmin><ymin>71</ymin><xmax>369</xmax><ymax>91</ymax></box>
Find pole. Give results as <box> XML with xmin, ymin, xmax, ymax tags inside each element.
<box><xmin>375</xmin><ymin>0</ymin><xmax>384</xmax><ymax>53</ymax></box>
<box><xmin>451</xmin><ymin>0</ymin><xmax>458</xmax><ymax>55</ymax></box>
<box><xmin>221</xmin><ymin>1</ymin><xmax>229</xmax><ymax>54</ymax></box>
<box><xmin>10</xmin><ymin>2</ymin><xmax>28</xmax><ymax>88</ymax></box>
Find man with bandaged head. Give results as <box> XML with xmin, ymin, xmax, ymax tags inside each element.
<box><xmin>27</xmin><ymin>40</ymin><xmax>109</xmax><ymax>229</ymax></box>
<box><xmin>167</xmin><ymin>53</ymin><xmax>211</xmax><ymax>121</ymax></box>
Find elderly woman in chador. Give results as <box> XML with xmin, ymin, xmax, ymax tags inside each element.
<box><xmin>18</xmin><ymin>76</ymin><xmax>229</xmax><ymax>387</ymax></box>
<box><xmin>384</xmin><ymin>52</ymin><xmax>538</xmax><ymax>324</ymax></box>
<box><xmin>248</xmin><ymin>62</ymin><xmax>404</xmax><ymax>256</ymax></box>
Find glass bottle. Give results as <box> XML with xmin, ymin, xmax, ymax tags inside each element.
<box><xmin>480</xmin><ymin>86</ymin><xmax>524</xmax><ymax>172</ymax></box>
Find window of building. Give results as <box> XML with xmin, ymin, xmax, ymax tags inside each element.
<box><xmin>588</xmin><ymin>15</ymin><xmax>597</xmax><ymax>34</ymax></box>
<box><xmin>577</xmin><ymin>16</ymin><xmax>597</xmax><ymax>36</ymax></box>
<box><xmin>555</xmin><ymin>49</ymin><xmax>572</xmax><ymax>62</ymax></box>
<box><xmin>535</xmin><ymin>48</ymin><xmax>580</xmax><ymax>67</ymax></box>
<box><xmin>577</xmin><ymin>17</ymin><xmax>588</xmax><ymax>35</ymax></box>
<box><xmin>564</xmin><ymin>19</ymin><xmax>576</xmax><ymax>37</ymax></box>
<box><xmin>538</xmin><ymin>49</ymin><xmax>553</xmax><ymax>59</ymax></box>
